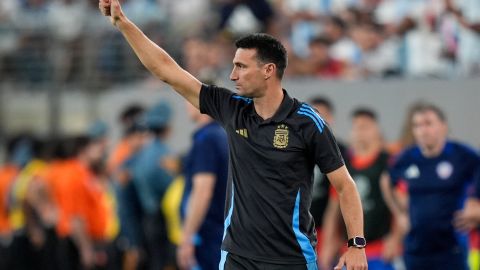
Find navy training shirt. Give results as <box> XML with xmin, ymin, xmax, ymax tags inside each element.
<box><xmin>389</xmin><ymin>141</ymin><xmax>480</xmax><ymax>255</ymax></box>
<box><xmin>181</xmin><ymin>121</ymin><xmax>229</xmax><ymax>241</ymax></box>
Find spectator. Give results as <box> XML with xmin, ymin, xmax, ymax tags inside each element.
<box><xmin>12</xmin><ymin>0</ymin><xmax>52</xmax><ymax>83</ymax></box>
<box><xmin>324</xmin><ymin>16</ymin><xmax>360</xmax><ymax>70</ymax></box>
<box><xmin>281</xmin><ymin>0</ymin><xmax>325</xmax><ymax>57</ymax></box>
<box><xmin>445</xmin><ymin>0</ymin><xmax>480</xmax><ymax>76</ymax></box>
<box><xmin>310</xmin><ymin>36</ymin><xmax>347</xmax><ymax>79</ymax></box>
<box><xmin>47</xmin><ymin>0</ymin><xmax>88</xmax><ymax>83</ymax></box>
<box><xmin>377</xmin><ymin>0</ymin><xmax>449</xmax><ymax>77</ymax></box>
<box><xmin>0</xmin><ymin>0</ymin><xmax>18</xmax><ymax>79</ymax></box>
<box><xmin>350</xmin><ymin>22</ymin><xmax>400</xmax><ymax>78</ymax></box>
<box><xmin>290</xmin><ymin>36</ymin><xmax>347</xmax><ymax>78</ymax></box>
<box><xmin>216</xmin><ymin>0</ymin><xmax>275</xmax><ymax>35</ymax></box>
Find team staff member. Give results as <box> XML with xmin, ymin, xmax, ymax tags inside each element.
<box><xmin>98</xmin><ymin>1</ymin><xmax>367</xmax><ymax>269</ymax></box>
<box><xmin>307</xmin><ymin>97</ymin><xmax>347</xmax><ymax>267</ymax></box>
<box><xmin>178</xmin><ymin>102</ymin><xmax>229</xmax><ymax>270</ymax></box>
<box><xmin>322</xmin><ymin>109</ymin><xmax>400</xmax><ymax>270</ymax></box>
<box><xmin>382</xmin><ymin>103</ymin><xmax>480</xmax><ymax>270</ymax></box>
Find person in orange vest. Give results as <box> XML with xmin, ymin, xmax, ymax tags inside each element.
<box><xmin>7</xmin><ymin>137</ymin><xmax>60</xmax><ymax>270</ymax></box>
<box><xmin>0</xmin><ymin>136</ymin><xmax>22</xmax><ymax>267</ymax></box>
<box><xmin>51</xmin><ymin>136</ymin><xmax>110</xmax><ymax>270</ymax></box>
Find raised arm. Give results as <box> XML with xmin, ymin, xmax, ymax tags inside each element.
<box><xmin>99</xmin><ymin>0</ymin><xmax>202</xmax><ymax>108</ymax></box>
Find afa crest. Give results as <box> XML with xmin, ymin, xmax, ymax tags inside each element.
<box><xmin>273</xmin><ymin>124</ymin><xmax>289</xmax><ymax>149</ymax></box>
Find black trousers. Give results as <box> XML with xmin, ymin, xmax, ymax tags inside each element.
<box><xmin>223</xmin><ymin>252</ymin><xmax>317</xmax><ymax>270</ymax></box>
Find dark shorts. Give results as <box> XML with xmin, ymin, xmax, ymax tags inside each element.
<box><xmin>220</xmin><ymin>251</ymin><xmax>318</xmax><ymax>270</ymax></box>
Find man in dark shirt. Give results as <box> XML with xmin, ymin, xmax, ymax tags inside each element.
<box><xmin>383</xmin><ymin>103</ymin><xmax>480</xmax><ymax>270</ymax></box>
<box><xmin>178</xmin><ymin>102</ymin><xmax>229</xmax><ymax>270</ymax></box>
<box><xmin>307</xmin><ymin>97</ymin><xmax>347</xmax><ymax>268</ymax></box>
<box><xmin>98</xmin><ymin>1</ymin><xmax>367</xmax><ymax>269</ymax></box>
<box><xmin>321</xmin><ymin>109</ymin><xmax>400</xmax><ymax>270</ymax></box>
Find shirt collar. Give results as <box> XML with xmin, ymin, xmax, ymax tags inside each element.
<box><xmin>248</xmin><ymin>89</ymin><xmax>295</xmax><ymax>124</ymax></box>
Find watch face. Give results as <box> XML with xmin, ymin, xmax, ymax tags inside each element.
<box><xmin>354</xmin><ymin>237</ymin><xmax>366</xmax><ymax>246</ymax></box>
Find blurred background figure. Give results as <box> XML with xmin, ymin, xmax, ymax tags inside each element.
<box><xmin>216</xmin><ymin>0</ymin><xmax>276</xmax><ymax>35</ymax></box>
<box><xmin>307</xmin><ymin>96</ymin><xmax>347</xmax><ymax>269</ymax></box>
<box><xmin>6</xmin><ymin>136</ymin><xmax>59</xmax><ymax>270</ymax></box>
<box><xmin>177</xmin><ymin>101</ymin><xmax>228</xmax><ymax>270</ymax></box>
<box><xmin>444</xmin><ymin>0</ymin><xmax>480</xmax><ymax>76</ymax></box>
<box><xmin>125</xmin><ymin>101</ymin><xmax>176</xmax><ymax>270</ymax></box>
<box><xmin>108</xmin><ymin>104</ymin><xmax>146</xmax><ymax>270</ymax></box>
<box><xmin>289</xmin><ymin>36</ymin><xmax>347</xmax><ymax>79</ymax></box>
<box><xmin>321</xmin><ymin>108</ymin><xmax>401</xmax><ymax>270</ymax></box>
<box><xmin>382</xmin><ymin>103</ymin><xmax>480</xmax><ymax>270</ymax></box>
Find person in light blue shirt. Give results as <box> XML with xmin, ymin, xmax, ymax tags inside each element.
<box><xmin>128</xmin><ymin>101</ymin><xmax>175</xmax><ymax>270</ymax></box>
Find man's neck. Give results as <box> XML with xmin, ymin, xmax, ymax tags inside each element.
<box><xmin>352</xmin><ymin>142</ymin><xmax>381</xmax><ymax>157</ymax></box>
<box><xmin>76</xmin><ymin>155</ymin><xmax>90</xmax><ymax>168</ymax></box>
<box><xmin>196</xmin><ymin>115</ymin><xmax>213</xmax><ymax>128</ymax></box>
<box><xmin>421</xmin><ymin>139</ymin><xmax>447</xmax><ymax>158</ymax></box>
<box><xmin>253</xmin><ymin>85</ymin><xmax>284</xmax><ymax>120</ymax></box>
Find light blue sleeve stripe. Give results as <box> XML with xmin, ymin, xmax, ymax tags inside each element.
<box><xmin>293</xmin><ymin>189</ymin><xmax>317</xmax><ymax>263</ymax></box>
<box><xmin>219</xmin><ymin>184</ymin><xmax>234</xmax><ymax>270</ymax></box>
<box><xmin>298</xmin><ymin>108</ymin><xmax>325</xmax><ymax>129</ymax></box>
<box><xmin>232</xmin><ymin>95</ymin><xmax>252</xmax><ymax>104</ymax></box>
<box><xmin>301</xmin><ymin>104</ymin><xmax>327</xmax><ymax>126</ymax></box>
<box><xmin>223</xmin><ymin>183</ymin><xmax>234</xmax><ymax>240</ymax></box>
<box><xmin>219</xmin><ymin>250</ymin><xmax>229</xmax><ymax>270</ymax></box>
<box><xmin>297</xmin><ymin>111</ymin><xmax>324</xmax><ymax>133</ymax></box>
<box><xmin>307</xmin><ymin>261</ymin><xmax>319</xmax><ymax>270</ymax></box>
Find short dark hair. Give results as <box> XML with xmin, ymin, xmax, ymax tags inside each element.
<box><xmin>309</xmin><ymin>96</ymin><xmax>334</xmax><ymax>113</ymax></box>
<box><xmin>309</xmin><ymin>36</ymin><xmax>332</xmax><ymax>47</ymax></box>
<box><xmin>352</xmin><ymin>107</ymin><xmax>377</xmax><ymax>121</ymax></box>
<box><xmin>235</xmin><ymin>33</ymin><xmax>288</xmax><ymax>79</ymax></box>
<box><xmin>328</xmin><ymin>16</ymin><xmax>347</xmax><ymax>32</ymax></box>
<box><xmin>120</xmin><ymin>104</ymin><xmax>144</xmax><ymax>125</ymax></box>
<box><xmin>410</xmin><ymin>102</ymin><xmax>446</xmax><ymax>122</ymax></box>
<box><xmin>70</xmin><ymin>135</ymin><xmax>92</xmax><ymax>157</ymax></box>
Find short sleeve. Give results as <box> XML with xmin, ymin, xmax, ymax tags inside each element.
<box><xmin>467</xmin><ymin>150</ymin><xmax>480</xmax><ymax>198</ymax></box>
<box><xmin>474</xmin><ymin>165</ymin><xmax>480</xmax><ymax>198</ymax></box>
<box><xmin>388</xmin><ymin>152</ymin><xmax>408</xmax><ymax>186</ymax></box>
<box><xmin>307</xmin><ymin>123</ymin><xmax>344</xmax><ymax>174</ymax></box>
<box><xmin>199</xmin><ymin>84</ymin><xmax>237</xmax><ymax>126</ymax></box>
<box><xmin>190</xmin><ymin>135</ymin><xmax>219</xmax><ymax>175</ymax></box>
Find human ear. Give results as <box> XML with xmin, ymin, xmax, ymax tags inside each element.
<box><xmin>264</xmin><ymin>63</ymin><xmax>276</xmax><ymax>80</ymax></box>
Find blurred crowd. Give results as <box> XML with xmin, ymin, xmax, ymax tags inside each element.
<box><xmin>0</xmin><ymin>102</ymin><xmax>181</xmax><ymax>270</ymax></box>
<box><xmin>1</xmin><ymin>0</ymin><xmax>480</xmax><ymax>86</ymax></box>
<box><xmin>1</xmin><ymin>96</ymin><xmax>480</xmax><ymax>270</ymax></box>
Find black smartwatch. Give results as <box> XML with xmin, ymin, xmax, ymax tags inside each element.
<box><xmin>347</xmin><ymin>237</ymin><xmax>366</xmax><ymax>248</ymax></box>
